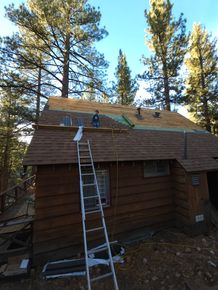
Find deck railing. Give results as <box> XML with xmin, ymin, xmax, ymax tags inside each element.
<box><xmin>0</xmin><ymin>175</ymin><xmax>35</xmax><ymax>214</ymax></box>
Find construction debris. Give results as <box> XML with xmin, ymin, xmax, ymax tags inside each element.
<box><xmin>1</xmin><ymin>227</ymin><xmax>218</xmax><ymax>289</ymax></box>
<box><xmin>0</xmin><ymin>254</ymin><xmax>30</xmax><ymax>278</ymax></box>
<box><xmin>42</xmin><ymin>243</ymin><xmax>124</xmax><ymax>280</ymax></box>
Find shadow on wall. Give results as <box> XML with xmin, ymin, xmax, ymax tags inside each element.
<box><xmin>207</xmin><ymin>171</ymin><xmax>218</xmax><ymax>210</ymax></box>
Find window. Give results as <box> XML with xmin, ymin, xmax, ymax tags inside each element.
<box><xmin>63</xmin><ymin>115</ymin><xmax>72</xmax><ymax>126</ymax></box>
<box><xmin>144</xmin><ymin>160</ymin><xmax>169</xmax><ymax>177</ymax></box>
<box><xmin>84</xmin><ymin>169</ymin><xmax>110</xmax><ymax>210</ymax></box>
<box><xmin>96</xmin><ymin>170</ymin><xmax>110</xmax><ymax>206</ymax></box>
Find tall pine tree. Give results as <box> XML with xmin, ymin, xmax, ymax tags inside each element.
<box><xmin>141</xmin><ymin>0</ymin><xmax>188</xmax><ymax>110</ymax></box>
<box><xmin>114</xmin><ymin>49</ymin><xmax>138</xmax><ymax>105</ymax></box>
<box><xmin>4</xmin><ymin>0</ymin><xmax>108</xmax><ymax>99</ymax></box>
<box><xmin>184</xmin><ymin>23</ymin><xmax>218</xmax><ymax>133</ymax></box>
<box><xmin>0</xmin><ymin>34</ymin><xmax>52</xmax><ymax>122</ymax></box>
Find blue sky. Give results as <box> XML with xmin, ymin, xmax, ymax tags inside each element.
<box><xmin>90</xmin><ymin>0</ymin><xmax>218</xmax><ymax>81</ymax></box>
<box><xmin>1</xmin><ymin>0</ymin><xmax>218</xmax><ymax>84</ymax></box>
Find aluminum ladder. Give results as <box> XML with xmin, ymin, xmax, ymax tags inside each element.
<box><xmin>76</xmin><ymin>140</ymin><xmax>119</xmax><ymax>290</ymax></box>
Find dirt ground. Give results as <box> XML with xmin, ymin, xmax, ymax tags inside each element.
<box><xmin>1</xmin><ymin>226</ymin><xmax>218</xmax><ymax>290</ymax></box>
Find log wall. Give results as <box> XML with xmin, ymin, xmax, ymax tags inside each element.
<box><xmin>186</xmin><ymin>171</ymin><xmax>209</xmax><ymax>224</ymax></box>
<box><xmin>171</xmin><ymin>161</ymin><xmax>190</xmax><ymax>224</ymax></box>
<box><xmin>33</xmin><ymin>161</ymin><xmax>175</xmax><ymax>264</ymax></box>
<box><xmin>172</xmin><ymin>160</ymin><xmax>209</xmax><ymax>227</ymax></box>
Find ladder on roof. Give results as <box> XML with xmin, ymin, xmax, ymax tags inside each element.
<box><xmin>76</xmin><ymin>140</ymin><xmax>119</xmax><ymax>290</ymax></box>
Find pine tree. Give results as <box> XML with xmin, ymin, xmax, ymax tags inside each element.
<box><xmin>184</xmin><ymin>23</ymin><xmax>218</xmax><ymax>132</ymax></box>
<box><xmin>0</xmin><ymin>75</ymin><xmax>33</xmax><ymax>191</ymax></box>
<box><xmin>0</xmin><ymin>34</ymin><xmax>52</xmax><ymax>122</ymax></box>
<box><xmin>114</xmin><ymin>49</ymin><xmax>138</xmax><ymax>105</ymax></box>
<box><xmin>141</xmin><ymin>0</ymin><xmax>188</xmax><ymax>110</ymax></box>
<box><xmin>4</xmin><ymin>0</ymin><xmax>108</xmax><ymax>99</ymax></box>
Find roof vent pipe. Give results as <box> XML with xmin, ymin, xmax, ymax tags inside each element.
<box><xmin>153</xmin><ymin>111</ymin><xmax>160</xmax><ymax>118</ymax></box>
<box><xmin>137</xmin><ymin>107</ymin><xmax>141</xmax><ymax>115</ymax></box>
<box><xmin>135</xmin><ymin>107</ymin><xmax>143</xmax><ymax>120</ymax></box>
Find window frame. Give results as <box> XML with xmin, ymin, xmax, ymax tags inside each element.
<box><xmin>95</xmin><ymin>169</ymin><xmax>110</xmax><ymax>207</ymax></box>
<box><xmin>84</xmin><ymin>169</ymin><xmax>110</xmax><ymax>210</ymax></box>
<box><xmin>143</xmin><ymin>160</ymin><xmax>170</xmax><ymax>178</ymax></box>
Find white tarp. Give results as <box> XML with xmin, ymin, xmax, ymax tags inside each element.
<box><xmin>20</xmin><ymin>259</ymin><xmax>29</xmax><ymax>269</ymax></box>
<box><xmin>73</xmin><ymin>126</ymin><xmax>83</xmax><ymax>142</ymax></box>
<box><xmin>42</xmin><ymin>243</ymin><xmax>125</xmax><ymax>279</ymax></box>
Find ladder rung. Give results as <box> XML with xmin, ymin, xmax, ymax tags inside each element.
<box><xmin>91</xmin><ymin>272</ymin><xmax>113</xmax><ymax>283</ymax></box>
<box><xmin>81</xmin><ymin>164</ymin><xmax>92</xmax><ymax>166</ymax></box>
<box><xmin>88</xmin><ymin>246</ymin><xmax>108</xmax><ymax>254</ymax></box>
<box><xmin>86</xmin><ymin>209</ymin><xmax>101</xmax><ymax>214</ymax></box>
<box><xmin>83</xmin><ymin>183</ymin><xmax>95</xmax><ymax>187</ymax></box>
<box><xmin>79</xmin><ymin>142</ymin><xmax>88</xmax><ymax>146</ymax></box>
<box><xmin>80</xmin><ymin>156</ymin><xmax>90</xmax><ymax>158</ymax></box>
<box><xmin>82</xmin><ymin>173</ymin><xmax>94</xmax><ymax>176</ymax></box>
<box><xmin>86</xmin><ymin>226</ymin><xmax>104</xmax><ymax>233</ymax></box>
<box><xmin>84</xmin><ymin>195</ymin><xmax>98</xmax><ymax>199</ymax></box>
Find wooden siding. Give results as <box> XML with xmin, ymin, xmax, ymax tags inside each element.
<box><xmin>172</xmin><ymin>161</ymin><xmax>190</xmax><ymax>224</ymax></box>
<box><xmin>172</xmin><ymin>160</ymin><xmax>210</xmax><ymax>226</ymax></box>
<box><xmin>186</xmin><ymin>171</ymin><xmax>209</xmax><ymax>223</ymax></box>
<box><xmin>33</xmin><ymin>161</ymin><xmax>174</xmax><ymax>264</ymax></box>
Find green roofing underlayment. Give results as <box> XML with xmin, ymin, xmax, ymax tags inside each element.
<box><xmin>49</xmin><ymin>108</ymin><xmax>208</xmax><ymax>134</ymax></box>
<box><xmin>103</xmin><ymin>113</ymin><xmax>208</xmax><ymax>133</ymax></box>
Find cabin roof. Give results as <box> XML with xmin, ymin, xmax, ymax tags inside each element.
<box><xmin>47</xmin><ymin>96</ymin><xmax>203</xmax><ymax>132</ymax></box>
<box><xmin>23</xmin><ymin>97</ymin><xmax>218</xmax><ymax>172</ymax></box>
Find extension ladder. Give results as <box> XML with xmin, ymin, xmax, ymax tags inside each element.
<box><xmin>76</xmin><ymin>140</ymin><xmax>119</xmax><ymax>290</ymax></box>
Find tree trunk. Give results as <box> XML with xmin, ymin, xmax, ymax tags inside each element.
<box><xmin>36</xmin><ymin>66</ymin><xmax>42</xmax><ymax>123</ymax></box>
<box><xmin>202</xmin><ymin>98</ymin><xmax>211</xmax><ymax>132</ymax></box>
<box><xmin>199</xmin><ymin>50</ymin><xmax>211</xmax><ymax>132</ymax></box>
<box><xmin>61</xmin><ymin>33</ymin><xmax>70</xmax><ymax>98</ymax></box>
<box><xmin>163</xmin><ymin>63</ymin><xmax>171</xmax><ymax>111</ymax></box>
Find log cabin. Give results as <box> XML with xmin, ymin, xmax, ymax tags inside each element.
<box><xmin>23</xmin><ymin>96</ymin><xmax>218</xmax><ymax>264</ymax></box>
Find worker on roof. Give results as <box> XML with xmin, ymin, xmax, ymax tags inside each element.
<box><xmin>92</xmin><ymin>110</ymin><xmax>100</xmax><ymax>128</ymax></box>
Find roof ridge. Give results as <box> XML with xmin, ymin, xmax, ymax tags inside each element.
<box><xmin>48</xmin><ymin>96</ymin><xmax>182</xmax><ymax>114</ymax></box>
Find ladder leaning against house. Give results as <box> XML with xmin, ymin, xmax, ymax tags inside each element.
<box><xmin>76</xmin><ymin>140</ymin><xmax>119</xmax><ymax>290</ymax></box>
